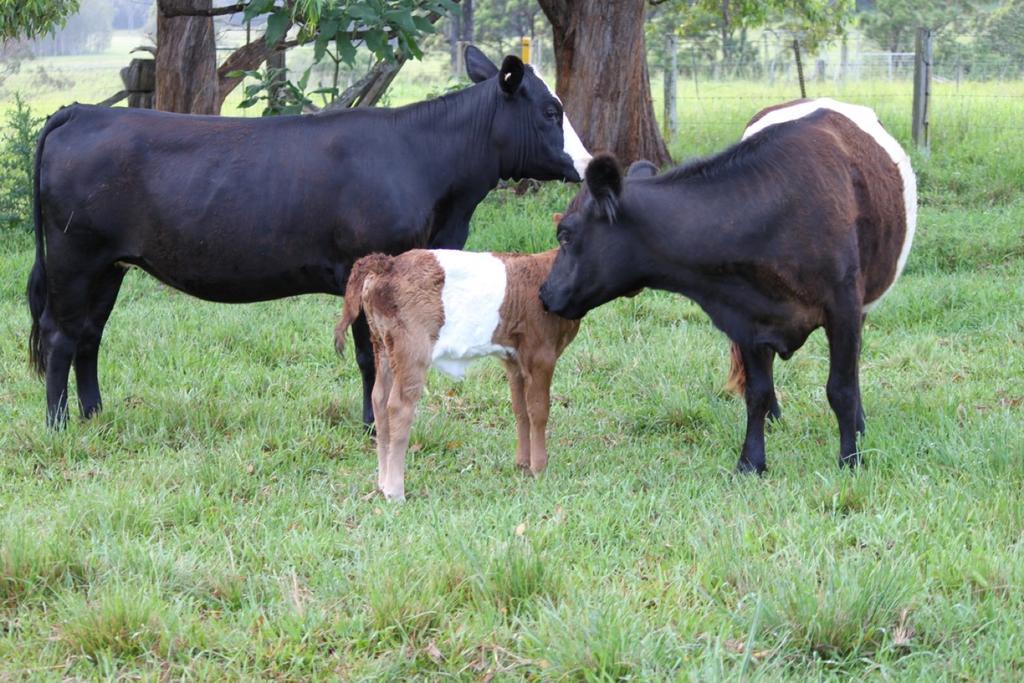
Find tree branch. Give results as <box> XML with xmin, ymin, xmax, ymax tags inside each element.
<box><xmin>158</xmin><ymin>0</ymin><xmax>245</xmax><ymax>18</ymax></box>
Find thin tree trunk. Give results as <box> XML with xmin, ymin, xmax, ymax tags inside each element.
<box><xmin>156</xmin><ymin>0</ymin><xmax>218</xmax><ymax>114</ymax></box>
<box><xmin>539</xmin><ymin>0</ymin><xmax>670</xmax><ymax>166</ymax></box>
<box><xmin>461</xmin><ymin>0</ymin><xmax>474</xmax><ymax>43</ymax></box>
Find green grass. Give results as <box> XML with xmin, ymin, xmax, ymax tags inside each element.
<box><xmin>1</xmin><ymin>44</ymin><xmax>1023</xmax><ymax>679</ymax></box>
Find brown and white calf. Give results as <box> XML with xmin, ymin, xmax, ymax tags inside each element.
<box><xmin>335</xmin><ymin>249</ymin><xmax>579</xmax><ymax>501</ymax></box>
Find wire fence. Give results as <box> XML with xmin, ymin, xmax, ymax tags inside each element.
<box><xmin>658</xmin><ymin>38</ymin><xmax>1024</xmax><ymax>161</ymax></box>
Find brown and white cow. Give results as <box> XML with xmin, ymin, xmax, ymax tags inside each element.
<box><xmin>540</xmin><ymin>98</ymin><xmax>917</xmax><ymax>473</ymax></box>
<box><xmin>335</xmin><ymin>249</ymin><xmax>579</xmax><ymax>501</ymax></box>
<box><xmin>723</xmin><ymin>98</ymin><xmax>918</xmax><ymax>402</ymax></box>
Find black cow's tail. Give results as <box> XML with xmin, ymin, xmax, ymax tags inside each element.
<box><xmin>334</xmin><ymin>254</ymin><xmax>392</xmax><ymax>356</ymax></box>
<box><xmin>28</xmin><ymin>106</ymin><xmax>74</xmax><ymax>377</ymax></box>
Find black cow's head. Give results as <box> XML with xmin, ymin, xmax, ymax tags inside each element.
<box><xmin>540</xmin><ymin>156</ymin><xmax>657</xmax><ymax>319</ymax></box>
<box><xmin>465</xmin><ymin>45</ymin><xmax>590</xmax><ymax>183</ymax></box>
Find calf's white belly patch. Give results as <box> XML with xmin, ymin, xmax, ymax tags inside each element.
<box><xmin>742</xmin><ymin>97</ymin><xmax>917</xmax><ymax>311</ymax></box>
<box><xmin>431</xmin><ymin>250</ymin><xmax>514</xmax><ymax>379</ymax></box>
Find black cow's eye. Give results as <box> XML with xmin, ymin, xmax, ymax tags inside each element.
<box><xmin>546</xmin><ymin>105</ymin><xmax>560</xmax><ymax>120</ymax></box>
<box><xmin>557</xmin><ymin>230</ymin><xmax>569</xmax><ymax>246</ymax></box>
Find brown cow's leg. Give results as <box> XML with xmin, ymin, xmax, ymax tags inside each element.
<box><xmin>856</xmin><ymin>313</ymin><xmax>867</xmax><ymax>436</ymax></box>
<box><xmin>826</xmin><ymin>306</ymin><xmax>863</xmax><ymax>468</ymax></box>
<box><xmin>380</xmin><ymin>344</ymin><xmax>430</xmax><ymax>501</ymax></box>
<box><xmin>504</xmin><ymin>360</ymin><xmax>531</xmax><ymax>471</ymax></box>
<box><xmin>372</xmin><ymin>351</ymin><xmax>394</xmax><ymax>492</ymax></box>
<box><xmin>736</xmin><ymin>344</ymin><xmax>777</xmax><ymax>474</ymax></box>
<box><xmin>726</xmin><ymin>341</ymin><xmax>781</xmax><ymax>421</ymax></box>
<box><xmin>523</xmin><ymin>354</ymin><xmax>554</xmax><ymax>475</ymax></box>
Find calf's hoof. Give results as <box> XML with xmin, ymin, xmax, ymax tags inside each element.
<box><xmin>380</xmin><ymin>487</ymin><xmax>406</xmax><ymax>502</ymax></box>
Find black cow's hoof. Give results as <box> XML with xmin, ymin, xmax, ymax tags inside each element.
<box><xmin>839</xmin><ymin>453</ymin><xmax>862</xmax><ymax>469</ymax></box>
<box><xmin>735</xmin><ymin>459</ymin><xmax>767</xmax><ymax>476</ymax></box>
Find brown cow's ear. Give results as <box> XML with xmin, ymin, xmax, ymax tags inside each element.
<box><xmin>552</xmin><ymin>212</ymin><xmax>564</xmax><ymax>225</ymax></box>
<box><xmin>585</xmin><ymin>154</ymin><xmax>622</xmax><ymax>222</ymax></box>
<box><xmin>498</xmin><ymin>56</ymin><xmax>525</xmax><ymax>95</ymax></box>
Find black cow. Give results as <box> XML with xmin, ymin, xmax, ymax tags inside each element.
<box><xmin>28</xmin><ymin>46</ymin><xmax>591</xmax><ymax>427</ymax></box>
<box><xmin>540</xmin><ymin>100</ymin><xmax>916</xmax><ymax>473</ymax></box>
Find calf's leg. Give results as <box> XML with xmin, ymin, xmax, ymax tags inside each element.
<box><xmin>503</xmin><ymin>360</ymin><xmax>531</xmax><ymax>470</ymax></box>
<box><xmin>380</xmin><ymin>348</ymin><xmax>431</xmax><ymax>502</ymax></box>
<box><xmin>736</xmin><ymin>344</ymin><xmax>777</xmax><ymax>474</ymax></box>
<box><xmin>523</xmin><ymin>355</ymin><xmax>555</xmax><ymax>475</ymax></box>
<box><xmin>372</xmin><ymin>351</ymin><xmax>394</xmax><ymax>492</ymax></box>
<box><xmin>825</xmin><ymin>307</ymin><xmax>864</xmax><ymax>468</ymax></box>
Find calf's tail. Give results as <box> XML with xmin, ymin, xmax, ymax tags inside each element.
<box><xmin>724</xmin><ymin>341</ymin><xmax>746</xmax><ymax>398</ymax></box>
<box><xmin>334</xmin><ymin>254</ymin><xmax>392</xmax><ymax>355</ymax></box>
<box><xmin>27</xmin><ymin>106</ymin><xmax>74</xmax><ymax>376</ymax></box>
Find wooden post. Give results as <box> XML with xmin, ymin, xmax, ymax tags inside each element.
<box><xmin>793</xmin><ymin>39</ymin><xmax>806</xmax><ymax>98</ymax></box>
<box><xmin>690</xmin><ymin>46</ymin><xmax>699</xmax><ymax>98</ymax></box>
<box><xmin>663</xmin><ymin>33</ymin><xmax>677</xmax><ymax>143</ymax></box>
<box><xmin>912</xmin><ymin>27</ymin><xmax>932</xmax><ymax>155</ymax></box>
<box><xmin>521</xmin><ymin>36</ymin><xmax>531</xmax><ymax>64</ymax></box>
<box><xmin>839</xmin><ymin>36</ymin><xmax>848</xmax><ymax>83</ymax></box>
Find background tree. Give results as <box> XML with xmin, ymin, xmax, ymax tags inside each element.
<box><xmin>155</xmin><ymin>0</ymin><xmax>459</xmax><ymax>114</ymax></box>
<box><xmin>858</xmin><ymin>0</ymin><xmax>974</xmax><ymax>52</ymax></box>
<box><xmin>0</xmin><ymin>0</ymin><xmax>80</xmax><ymax>40</ymax></box>
<box><xmin>474</xmin><ymin>0</ymin><xmax>541</xmax><ymax>57</ymax></box>
<box><xmin>538</xmin><ymin>0</ymin><xmax>671</xmax><ymax>167</ymax></box>
<box><xmin>31</xmin><ymin>0</ymin><xmax>114</xmax><ymax>57</ymax></box>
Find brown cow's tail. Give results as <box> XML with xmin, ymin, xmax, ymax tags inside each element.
<box><xmin>334</xmin><ymin>254</ymin><xmax>392</xmax><ymax>355</ymax></box>
<box><xmin>27</xmin><ymin>105</ymin><xmax>75</xmax><ymax>377</ymax></box>
<box><xmin>724</xmin><ymin>342</ymin><xmax>747</xmax><ymax>398</ymax></box>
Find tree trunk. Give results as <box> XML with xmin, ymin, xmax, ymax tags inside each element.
<box><xmin>538</xmin><ymin>0</ymin><xmax>670</xmax><ymax>167</ymax></box>
<box><xmin>461</xmin><ymin>0</ymin><xmax>474</xmax><ymax>43</ymax></box>
<box><xmin>156</xmin><ymin>0</ymin><xmax>218</xmax><ymax>114</ymax></box>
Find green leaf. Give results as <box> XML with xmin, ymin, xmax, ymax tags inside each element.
<box><xmin>385</xmin><ymin>9</ymin><xmax>417</xmax><ymax>34</ymax></box>
<box><xmin>264</xmin><ymin>11</ymin><xmax>290</xmax><ymax>46</ymax></box>
<box><xmin>347</xmin><ymin>2</ymin><xmax>379</xmax><ymax>23</ymax></box>
<box><xmin>412</xmin><ymin>15</ymin><xmax>436</xmax><ymax>33</ymax></box>
<box><xmin>337</xmin><ymin>37</ymin><xmax>357</xmax><ymax>66</ymax></box>
<box><xmin>243</xmin><ymin>0</ymin><xmax>275</xmax><ymax>23</ymax></box>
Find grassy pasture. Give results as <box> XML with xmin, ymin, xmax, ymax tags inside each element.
<box><xmin>1</xmin><ymin>44</ymin><xmax>1023</xmax><ymax>679</ymax></box>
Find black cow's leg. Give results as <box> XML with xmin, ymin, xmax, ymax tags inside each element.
<box><xmin>826</xmin><ymin>305</ymin><xmax>864</xmax><ymax>468</ymax></box>
<box><xmin>351</xmin><ymin>311</ymin><xmax>377</xmax><ymax>429</ymax></box>
<box><xmin>74</xmin><ymin>267</ymin><xmax>126</xmax><ymax>419</ymax></box>
<box><xmin>41</xmin><ymin>311</ymin><xmax>76</xmax><ymax>429</ymax></box>
<box><xmin>736</xmin><ymin>344</ymin><xmax>776</xmax><ymax>474</ymax></box>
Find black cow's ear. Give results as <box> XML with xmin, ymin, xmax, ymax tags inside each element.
<box><xmin>465</xmin><ymin>45</ymin><xmax>498</xmax><ymax>83</ymax></box>
<box><xmin>626</xmin><ymin>160</ymin><xmax>658</xmax><ymax>179</ymax></box>
<box><xmin>585</xmin><ymin>154</ymin><xmax>623</xmax><ymax>222</ymax></box>
<box><xmin>498</xmin><ymin>56</ymin><xmax>525</xmax><ymax>95</ymax></box>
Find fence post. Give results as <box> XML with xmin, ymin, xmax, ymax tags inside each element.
<box><xmin>792</xmin><ymin>39</ymin><xmax>806</xmax><ymax>98</ymax></box>
<box><xmin>691</xmin><ymin>46</ymin><xmax>700</xmax><ymax>98</ymax></box>
<box><xmin>663</xmin><ymin>33</ymin><xmax>678</xmax><ymax>143</ymax></box>
<box><xmin>912</xmin><ymin>27</ymin><xmax>932</xmax><ymax>155</ymax></box>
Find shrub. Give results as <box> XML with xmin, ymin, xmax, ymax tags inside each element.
<box><xmin>0</xmin><ymin>93</ymin><xmax>44</xmax><ymax>232</ymax></box>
